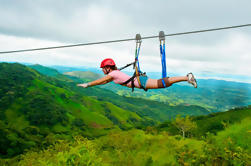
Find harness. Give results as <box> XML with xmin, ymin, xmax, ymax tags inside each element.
<box><xmin>119</xmin><ymin>31</ymin><xmax>167</xmax><ymax>92</ymax></box>
<box><xmin>119</xmin><ymin>34</ymin><xmax>147</xmax><ymax>92</ymax></box>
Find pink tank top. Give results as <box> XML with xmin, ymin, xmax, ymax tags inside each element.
<box><xmin>108</xmin><ymin>70</ymin><xmax>140</xmax><ymax>88</ymax></box>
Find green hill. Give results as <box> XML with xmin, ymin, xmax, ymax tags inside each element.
<box><xmin>0</xmin><ymin>63</ymin><xmax>145</xmax><ymax>157</ymax></box>
<box><xmin>29</xmin><ymin>64</ymin><xmax>59</xmax><ymax>76</ymax></box>
<box><xmin>193</xmin><ymin>106</ymin><xmax>251</xmax><ymax>137</ymax></box>
<box><xmin>157</xmin><ymin>105</ymin><xmax>251</xmax><ymax>138</ymax></box>
<box><xmin>29</xmin><ymin>64</ymin><xmax>74</xmax><ymax>82</ymax></box>
<box><xmin>64</xmin><ymin>71</ymin><xmax>102</xmax><ymax>81</ymax></box>
<box><xmin>3</xmin><ymin>106</ymin><xmax>250</xmax><ymax>166</ymax></box>
<box><xmin>0</xmin><ymin>63</ymin><xmax>210</xmax><ymax>158</ymax></box>
<box><xmin>30</xmin><ymin>64</ymin><xmax>210</xmax><ymax>122</ymax></box>
<box><xmin>0</xmin><ymin>63</ymin><xmax>249</xmax><ymax>165</ymax></box>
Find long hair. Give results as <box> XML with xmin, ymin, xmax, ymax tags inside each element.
<box><xmin>108</xmin><ymin>65</ymin><xmax>117</xmax><ymax>70</ymax></box>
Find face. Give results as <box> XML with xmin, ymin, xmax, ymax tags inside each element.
<box><xmin>102</xmin><ymin>66</ymin><xmax>111</xmax><ymax>75</ymax></box>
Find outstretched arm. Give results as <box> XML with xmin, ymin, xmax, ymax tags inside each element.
<box><xmin>77</xmin><ymin>75</ymin><xmax>113</xmax><ymax>88</ymax></box>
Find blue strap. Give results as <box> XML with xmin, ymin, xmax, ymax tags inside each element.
<box><xmin>136</xmin><ymin>46</ymin><xmax>142</xmax><ymax>73</ymax></box>
<box><xmin>160</xmin><ymin>43</ymin><xmax>167</xmax><ymax>87</ymax></box>
<box><xmin>162</xmin><ymin>43</ymin><xmax>166</xmax><ymax>78</ymax></box>
<box><xmin>161</xmin><ymin>79</ymin><xmax>166</xmax><ymax>88</ymax></box>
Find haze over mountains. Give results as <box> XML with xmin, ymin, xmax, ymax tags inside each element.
<box><xmin>58</xmin><ymin>65</ymin><xmax>251</xmax><ymax>112</ymax></box>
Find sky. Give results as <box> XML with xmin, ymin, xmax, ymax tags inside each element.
<box><xmin>0</xmin><ymin>0</ymin><xmax>251</xmax><ymax>82</ymax></box>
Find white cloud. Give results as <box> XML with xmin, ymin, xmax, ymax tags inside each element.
<box><xmin>0</xmin><ymin>0</ymin><xmax>251</xmax><ymax>83</ymax></box>
<box><xmin>1</xmin><ymin>32</ymin><xmax>250</xmax><ymax>78</ymax></box>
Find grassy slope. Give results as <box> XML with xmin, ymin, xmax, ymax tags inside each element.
<box><xmin>0</xmin><ymin>63</ymin><xmax>147</xmax><ymax>157</ymax></box>
<box><xmin>193</xmin><ymin>106</ymin><xmax>251</xmax><ymax>136</ymax></box>
<box><xmin>9</xmin><ymin>108</ymin><xmax>251</xmax><ymax>165</ymax></box>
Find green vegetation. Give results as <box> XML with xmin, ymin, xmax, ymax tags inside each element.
<box><xmin>192</xmin><ymin>106</ymin><xmax>251</xmax><ymax>137</ymax></box>
<box><xmin>0</xmin><ymin>63</ymin><xmax>250</xmax><ymax>165</ymax></box>
<box><xmin>157</xmin><ymin>106</ymin><xmax>251</xmax><ymax>138</ymax></box>
<box><xmin>2</xmin><ymin>115</ymin><xmax>251</xmax><ymax>165</ymax></box>
<box><xmin>0</xmin><ymin>63</ymin><xmax>149</xmax><ymax>158</ymax></box>
<box><xmin>172</xmin><ymin>115</ymin><xmax>197</xmax><ymax>138</ymax></box>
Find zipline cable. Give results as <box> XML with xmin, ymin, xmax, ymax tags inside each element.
<box><xmin>0</xmin><ymin>24</ymin><xmax>251</xmax><ymax>54</ymax></box>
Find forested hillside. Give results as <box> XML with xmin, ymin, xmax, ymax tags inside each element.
<box><xmin>0</xmin><ymin>63</ymin><xmax>209</xmax><ymax>159</ymax></box>
<box><xmin>1</xmin><ymin>63</ymin><xmax>250</xmax><ymax>165</ymax></box>
<box><xmin>2</xmin><ymin>106</ymin><xmax>250</xmax><ymax>165</ymax></box>
<box><xmin>0</xmin><ymin>63</ymin><xmax>143</xmax><ymax>158</ymax></box>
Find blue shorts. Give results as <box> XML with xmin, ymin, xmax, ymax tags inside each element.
<box><xmin>139</xmin><ymin>75</ymin><xmax>149</xmax><ymax>90</ymax></box>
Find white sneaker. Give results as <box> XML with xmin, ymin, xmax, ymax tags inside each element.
<box><xmin>187</xmin><ymin>73</ymin><xmax>197</xmax><ymax>88</ymax></box>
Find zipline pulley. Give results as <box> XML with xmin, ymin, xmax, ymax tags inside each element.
<box><xmin>159</xmin><ymin>31</ymin><xmax>165</xmax><ymax>41</ymax></box>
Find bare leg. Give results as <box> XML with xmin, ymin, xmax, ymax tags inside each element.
<box><xmin>168</xmin><ymin>76</ymin><xmax>188</xmax><ymax>84</ymax></box>
<box><xmin>146</xmin><ymin>76</ymin><xmax>188</xmax><ymax>89</ymax></box>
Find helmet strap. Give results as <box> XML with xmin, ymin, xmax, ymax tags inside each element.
<box><xmin>104</xmin><ymin>67</ymin><xmax>111</xmax><ymax>74</ymax></box>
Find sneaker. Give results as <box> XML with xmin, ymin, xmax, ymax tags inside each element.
<box><xmin>187</xmin><ymin>73</ymin><xmax>197</xmax><ymax>88</ymax></box>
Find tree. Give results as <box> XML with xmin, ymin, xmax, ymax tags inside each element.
<box><xmin>172</xmin><ymin>115</ymin><xmax>197</xmax><ymax>138</ymax></box>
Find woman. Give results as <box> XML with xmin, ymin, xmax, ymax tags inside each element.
<box><xmin>77</xmin><ymin>58</ymin><xmax>197</xmax><ymax>89</ymax></box>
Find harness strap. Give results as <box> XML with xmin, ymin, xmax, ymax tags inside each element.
<box><xmin>159</xmin><ymin>31</ymin><xmax>167</xmax><ymax>88</ymax></box>
<box><xmin>120</xmin><ymin>33</ymin><xmax>147</xmax><ymax>92</ymax></box>
<box><xmin>118</xmin><ymin>62</ymin><xmax>135</xmax><ymax>71</ymax></box>
<box><xmin>120</xmin><ymin>72</ymin><xmax>136</xmax><ymax>92</ymax></box>
<box><xmin>120</xmin><ymin>70</ymin><xmax>147</xmax><ymax>92</ymax></box>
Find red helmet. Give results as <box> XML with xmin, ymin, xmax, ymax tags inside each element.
<box><xmin>100</xmin><ymin>58</ymin><xmax>116</xmax><ymax>68</ymax></box>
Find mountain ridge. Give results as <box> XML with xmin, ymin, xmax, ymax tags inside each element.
<box><xmin>63</xmin><ymin>69</ymin><xmax>251</xmax><ymax>112</ymax></box>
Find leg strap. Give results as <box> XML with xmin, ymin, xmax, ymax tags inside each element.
<box><xmin>157</xmin><ymin>77</ymin><xmax>172</xmax><ymax>88</ymax></box>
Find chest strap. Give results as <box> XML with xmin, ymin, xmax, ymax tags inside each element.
<box><xmin>120</xmin><ymin>71</ymin><xmax>147</xmax><ymax>92</ymax></box>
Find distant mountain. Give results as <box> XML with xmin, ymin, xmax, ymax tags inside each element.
<box><xmin>65</xmin><ymin>70</ymin><xmax>251</xmax><ymax>112</ymax></box>
<box><xmin>64</xmin><ymin>71</ymin><xmax>102</xmax><ymax>81</ymax></box>
<box><xmin>29</xmin><ymin>64</ymin><xmax>60</xmax><ymax>76</ymax></box>
<box><xmin>29</xmin><ymin>64</ymin><xmax>75</xmax><ymax>82</ymax></box>
<box><xmin>50</xmin><ymin>65</ymin><xmax>103</xmax><ymax>74</ymax></box>
<box><xmin>104</xmin><ymin>80</ymin><xmax>251</xmax><ymax>112</ymax></box>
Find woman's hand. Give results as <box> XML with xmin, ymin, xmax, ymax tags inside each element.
<box><xmin>77</xmin><ymin>83</ymin><xmax>90</xmax><ymax>88</ymax></box>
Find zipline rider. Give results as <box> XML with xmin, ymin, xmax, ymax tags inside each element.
<box><xmin>77</xmin><ymin>58</ymin><xmax>197</xmax><ymax>90</ymax></box>
<box><xmin>77</xmin><ymin>32</ymin><xmax>197</xmax><ymax>91</ymax></box>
